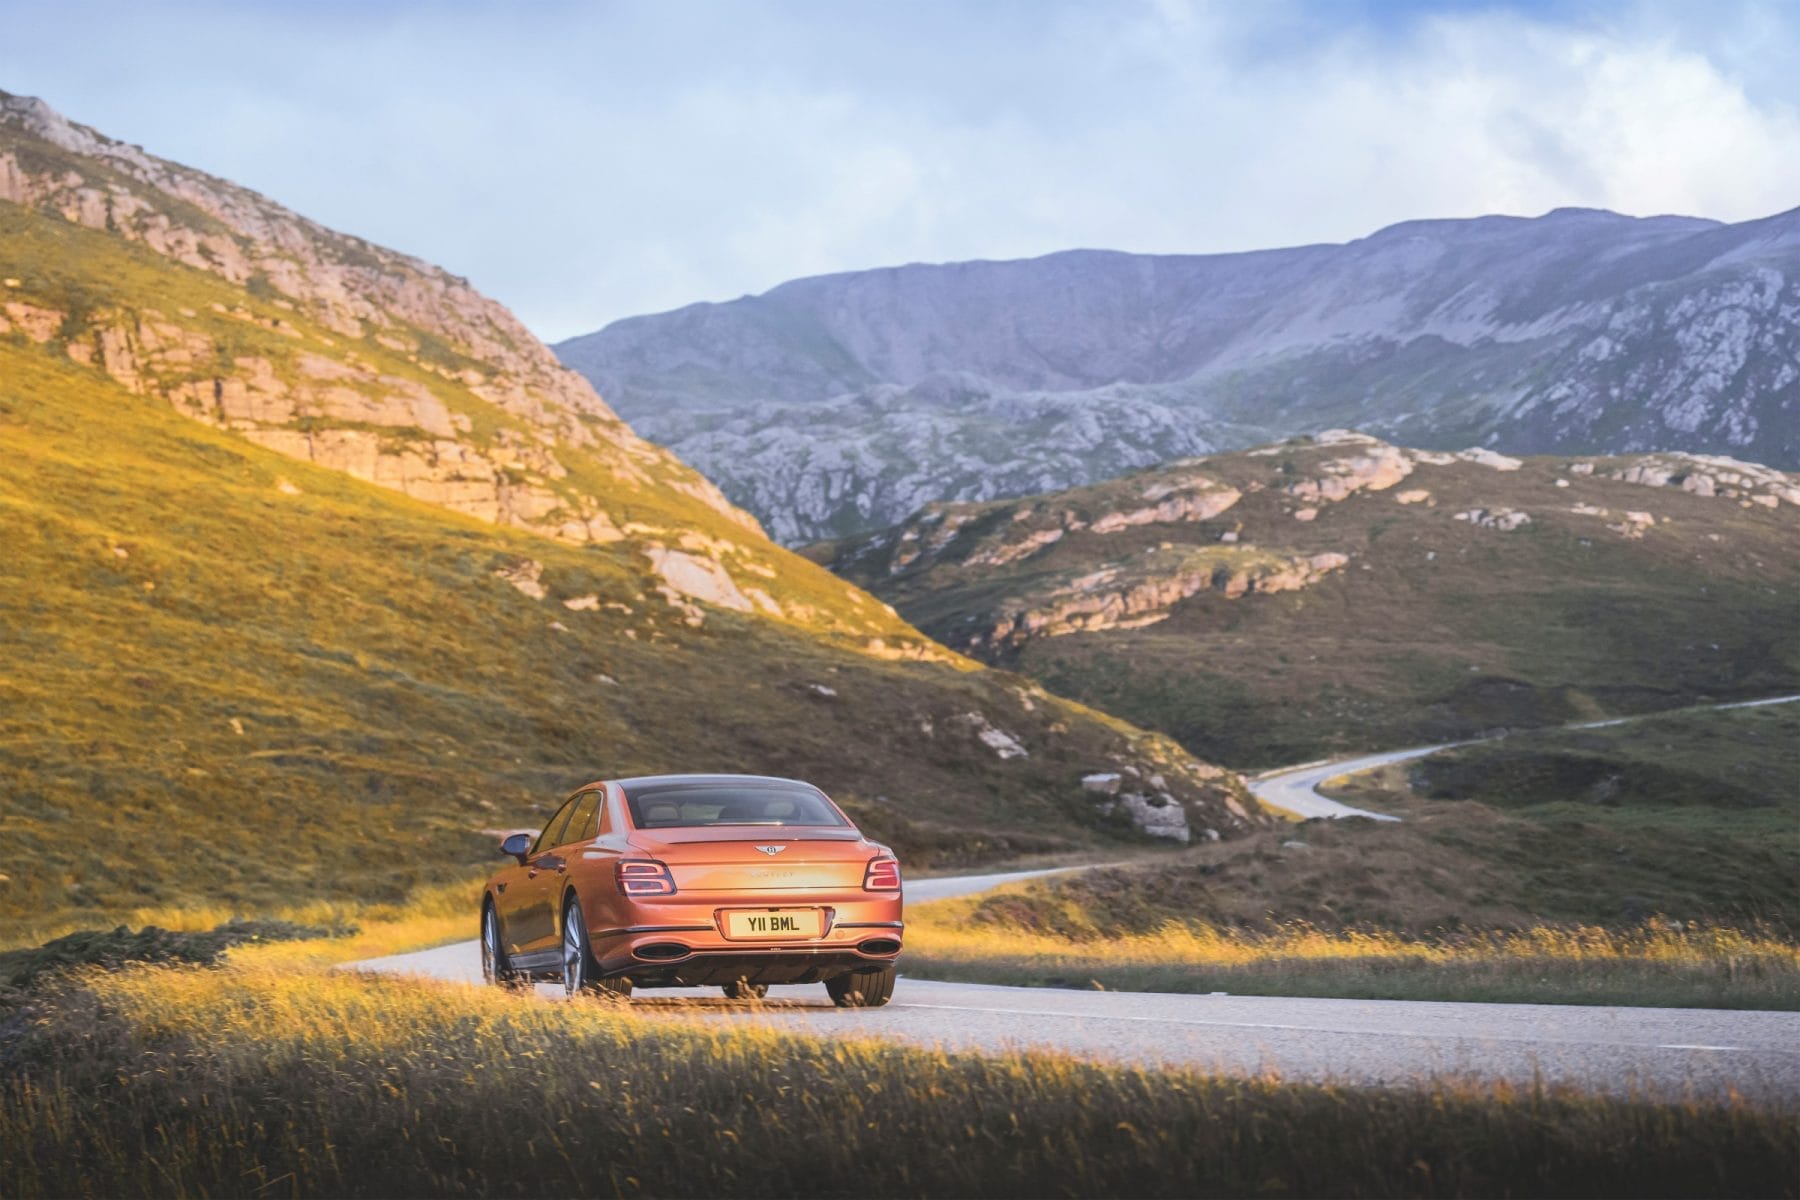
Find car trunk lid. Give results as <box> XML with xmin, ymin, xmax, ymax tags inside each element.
<box><xmin>629</xmin><ymin>826</ymin><xmax>872</xmax><ymax>891</ymax></box>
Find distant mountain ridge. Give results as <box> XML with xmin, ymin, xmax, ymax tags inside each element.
<box><xmin>557</xmin><ymin>206</ymin><xmax>1800</xmax><ymax>543</ymax></box>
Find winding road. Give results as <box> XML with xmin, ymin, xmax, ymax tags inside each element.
<box><xmin>351</xmin><ymin>869</ymin><xmax>1800</xmax><ymax>1104</ymax></box>
<box><xmin>352</xmin><ymin>696</ymin><xmax>1800</xmax><ymax>1103</ymax></box>
<box><xmin>1248</xmin><ymin>693</ymin><xmax>1800</xmax><ymax>821</ymax></box>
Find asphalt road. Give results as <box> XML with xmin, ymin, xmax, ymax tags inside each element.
<box><xmin>353</xmin><ymin>698</ymin><xmax>1800</xmax><ymax>1102</ymax></box>
<box><xmin>349</xmin><ymin>868</ymin><xmax>1800</xmax><ymax>1104</ymax></box>
<box><xmin>1249</xmin><ymin>693</ymin><xmax>1800</xmax><ymax>822</ymax></box>
<box><xmin>1249</xmin><ymin>751</ymin><xmax>1426</xmax><ymax>821</ymax></box>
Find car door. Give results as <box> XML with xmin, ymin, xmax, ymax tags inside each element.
<box><xmin>510</xmin><ymin>795</ymin><xmax>581</xmax><ymax>961</ymax></box>
<box><xmin>561</xmin><ymin>788</ymin><xmax>619</xmax><ymax>929</ymax></box>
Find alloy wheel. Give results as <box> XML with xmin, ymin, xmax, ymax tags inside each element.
<box><xmin>562</xmin><ymin>907</ymin><xmax>585</xmax><ymax>996</ymax></box>
<box><xmin>481</xmin><ymin>908</ymin><xmax>500</xmax><ymax>985</ymax></box>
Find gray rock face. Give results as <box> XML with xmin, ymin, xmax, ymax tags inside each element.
<box><xmin>0</xmin><ymin>89</ymin><xmax>759</xmax><ymax>548</ymax></box>
<box><xmin>556</xmin><ymin>207</ymin><xmax>1800</xmax><ymax>544</ymax></box>
<box><xmin>645</xmin><ymin>381</ymin><xmax>1221</xmax><ymax>544</ymax></box>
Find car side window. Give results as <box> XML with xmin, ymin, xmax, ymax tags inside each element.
<box><xmin>531</xmin><ymin>797</ymin><xmax>579</xmax><ymax>856</ymax></box>
<box><xmin>562</xmin><ymin>791</ymin><xmax>601</xmax><ymax>846</ymax></box>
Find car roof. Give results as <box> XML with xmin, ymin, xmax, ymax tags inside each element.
<box><xmin>613</xmin><ymin>773</ymin><xmax>823</xmax><ymax>793</ymax></box>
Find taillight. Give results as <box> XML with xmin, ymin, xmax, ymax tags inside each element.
<box><xmin>863</xmin><ymin>855</ymin><xmax>901</xmax><ymax>891</ymax></box>
<box><xmin>616</xmin><ymin>859</ymin><xmax>677</xmax><ymax>896</ymax></box>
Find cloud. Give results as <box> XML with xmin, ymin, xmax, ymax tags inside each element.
<box><xmin>1</xmin><ymin>1</ymin><xmax>1796</xmax><ymax>340</ymax></box>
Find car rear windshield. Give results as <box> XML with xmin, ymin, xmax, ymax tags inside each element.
<box><xmin>623</xmin><ymin>783</ymin><xmax>849</xmax><ymax>829</ymax></box>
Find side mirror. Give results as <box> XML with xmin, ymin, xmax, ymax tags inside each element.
<box><xmin>501</xmin><ymin>833</ymin><xmax>533</xmax><ymax>865</ymax></box>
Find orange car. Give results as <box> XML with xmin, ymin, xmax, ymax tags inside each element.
<box><xmin>481</xmin><ymin>774</ymin><xmax>902</xmax><ymax>1006</ymax></box>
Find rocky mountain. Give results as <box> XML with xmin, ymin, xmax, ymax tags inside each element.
<box><xmin>557</xmin><ymin>208</ymin><xmax>1800</xmax><ymax>543</ymax></box>
<box><xmin>0</xmin><ymin>92</ymin><xmax>1268</xmax><ymax>923</ymax></box>
<box><xmin>813</xmin><ymin>433</ymin><xmax>1800</xmax><ymax>766</ymax></box>
<box><xmin>0</xmin><ymin>87</ymin><xmax>991</xmax><ymax>647</ymax></box>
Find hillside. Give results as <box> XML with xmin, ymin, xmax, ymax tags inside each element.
<box><xmin>816</xmin><ymin>433</ymin><xmax>1800</xmax><ymax>766</ymax></box>
<box><xmin>0</xmin><ymin>94</ymin><xmax>1266</xmax><ymax>926</ymax></box>
<box><xmin>936</xmin><ymin>702</ymin><xmax>1800</xmax><ymax>952</ymax></box>
<box><xmin>556</xmin><ymin>208</ymin><xmax>1800</xmax><ymax>542</ymax></box>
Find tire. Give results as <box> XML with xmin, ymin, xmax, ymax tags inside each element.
<box><xmin>722</xmin><ymin>979</ymin><xmax>769</xmax><ymax>1000</ymax></box>
<box><xmin>825</xmin><ymin>964</ymin><xmax>896</xmax><ymax>1008</ymax></box>
<box><xmin>481</xmin><ymin>901</ymin><xmax>520</xmax><ymax>988</ymax></box>
<box><xmin>561</xmin><ymin>896</ymin><xmax>632</xmax><ymax>999</ymax></box>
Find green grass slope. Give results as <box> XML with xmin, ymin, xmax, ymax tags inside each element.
<box><xmin>955</xmin><ymin>702</ymin><xmax>1800</xmax><ymax>937</ymax></box>
<box><xmin>818</xmin><ymin>435</ymin><xmax>1800</xmax><ymax>767</ymax></box>
<box><xmin>1401</xmin><ymin>699</ymin><xmax>1800</xmax><ymax>814</ymax></box>
<box><xmin>0</xmin><ymin>344</ymin><xmax>1263</xmax><ymax>927</ymax></box>
<box><xmin>1324</xmin><ymin>700</ymin><xmax>1800</xmax><ymax>926</ymax></box>
<box><xmin>895</xmin><ymin>704</ymin><xmax>1800</xmax><ymax>1006</ymax></box>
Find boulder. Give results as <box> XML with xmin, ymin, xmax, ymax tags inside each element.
<box><xmin>1453</xmin><ymin>507</ymin><xmax>1531</xmax><ymax>531</ymax></box>
<box><xmin>954</xmin><ymin>713</ymin><xmax>1028</xmax><ymax>759</ymax></box>
<box><xmin>1457</xmin><ymin>447</ymin><xmax>1524</xmax><ymax>471</ymax></box>
<box><xmin>645</xmin><ymin>548</ymin><xmax>754</xmax><ymax>614</ymax></box>
<box><xmin>1118</xmin><ymin>792</ymin><xmax>1191</xmax><ymax>842</ymax></box>
<box><xmin>1286</xmin><ymin>445</ymin><xmax>1413</xmax><ymax>503</ymax></box>
<box><xmin>1081</xmin><ymin>772</ymin><xmax>1124</xmax><ymax>795</ymax></box>
<box><xmin>494</xmin><ymin>559</ymin><xmax>546</xmax><ymax>601</ymax></box>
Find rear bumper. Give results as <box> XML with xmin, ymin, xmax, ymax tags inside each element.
<box><xmin>591</xmin><ymin>892</ymin><xmax>902</xmax><ymax>986</ymax></box>
<box><xmin>600</xmin><ymin>944</ymin><xmax>900</xmax><ymax>987</ymax></box>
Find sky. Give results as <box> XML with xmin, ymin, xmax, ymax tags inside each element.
<box><xmin>3</xmin><ymin>0</ymin><xmax>1798</xmax><ymax>341</ymax></box>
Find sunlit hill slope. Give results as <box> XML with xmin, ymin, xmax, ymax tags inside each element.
<box><xmin>0</xmin><ymin>92</ymin><xmax>1265</xmax><ymax>924</ymax></box>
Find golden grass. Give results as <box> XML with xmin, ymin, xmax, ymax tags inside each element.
<box><xmin>911</xmin><ymin>897</ymin><xmax>1800</xmax><ymax>965</ymax></box>
<box><xmin>903</xmin><ymin>894</ymin><xmax>1800</xmax><ymax>1007</ymax></box>
<box><xmin>3</xmin><ymin>338</ymin><xmax>1189</xmax><ymax>928</ymax></box>
<box><xmin>0</xmin><ymin>878</ymin><xmax>483</xmax><ymax>966</ymax></box>
<box><xmin>3</xmin><ymin>956</ymin><xmax>1793</xmax><ymax>1198</ymax></box>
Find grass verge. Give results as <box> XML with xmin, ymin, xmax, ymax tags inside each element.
<box><xmin>902</xmin><ymin>903</ymin><xmax>1800</xmax><ymax>1008</ymax></box>
<box><xmin>0</xmin><ymin>878</ymin><xmax>482</xmax><ymax>967</ymax></box>
<box><xmin>1</xmin><ymin>959</ymin><xmax>1793</xmax><ymax>1199</ymax></box>
<box><xmin>896</xmin><ymin>874</ymin><xmax>1800</xmax><ymax>1009</ymax></box>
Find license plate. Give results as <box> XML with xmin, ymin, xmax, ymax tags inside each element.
<box><xmin>722</xmin><ymin>908</ymin><xmax>823</xmax><ymax>940</ymax></box>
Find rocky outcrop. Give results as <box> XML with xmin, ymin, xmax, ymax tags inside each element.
<box><xmin>953</xmin><ymin>712</ymin><xmax>1029</xmax><ymax>759</ymax></box>
<box><xmin>964</xmin><ymin>525</ymin><xmax>1065</xmax><ymax>568</ymax></box>
<box><xmin>1285</xmin><ymin>442</ymin><xmax>1413</xmax><ymax>502</ymax></box>
<box><xmin>493</xmin><ymin>558</ymin><xmax>547</xmax><ymax>600</ymax></box>
<box><xmin>1453</xmin><ymin>507</ymin><xmax>1532</xmax><ymax>531</ymax></box>
<box><xmin>1277</xmin><ymin>437</ymin><xmax>1522</xmax><ymax>510</ymax></box>
<box><xmin>645</xmin><ymin>547</ymin><xmax>758</xmax><ymax>626</ymax></box>
<box><xmin>1457</xmin><ymin>447</ymin><xmax>1524</xmax><ymax>471</ymax></box>
<box><xmin>1077</xmin><ymin>759</ymin><xmax>1260</xmax><ymax>843</ymax></box>
<box><xmin>972</xmin><ymin>547</ymin><xmax>1350</xmax><ymax>649</ymax></box>
<box><xmin>1088</xmin><ymin>477</ymin><xmax>1242</xmax><ymax>533</ymax></box>
<box><xmin>0</xmin><ymin>91</ymin><xmax>961</xmax><ymax>653</ymax></box>
<box><xmin>0</xmin><ymin>91</ymin><xmax>761</xmax><ymax>551</ymax></box>
<box><xmin>1552</xmin><ymin>452</ymin><xmax>1798</xmax><ymax>540</ymax></box>
<box><xmin>846</xmin><ymin>465</ymin><xmax>1242</xmax><ymax>580</ymax></box>
<box><xmin>1587</xmin><ymin>453</ymin><xmax>1800</xmax><ymax>509</ymax></box>
<box><xmin>0</xmin><ymin>299</ymin><xmax>62</xmax><ymax>341</ymax></box>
